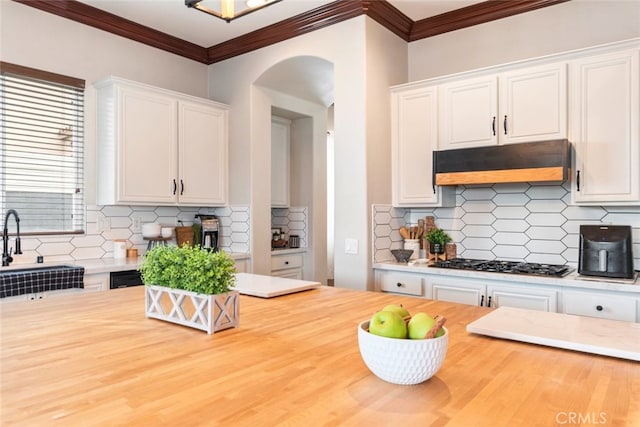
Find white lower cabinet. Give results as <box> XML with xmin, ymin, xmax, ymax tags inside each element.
<box><xmin>430</xmin><ymin>276</ymin><xmax>559</xmax><ymax>311</ymax></box>
<box><xmin>562</xmin><ymin>290</ymin><xmax>638</xmax><ymax>322</ymax></box>
<box><xmin>487</xmin><ymin>284</ymin><xmax>558</xmax><ymax>312</ymax></box>
<box><xmin>84</xmin><ymin>273</ymin><xmax>109</xmax><ymax>292</ymax></box>
<box><xmin>374</xmin><ymin>268</ymin><xmax>639</xmax><ymax>322</ymax></box>
<box><xmin>377</xmin><ymin>270</ymin><xmax>424</xmax><ymax>297</ymax></box>
<box><xmin>271</xmin><ymin>253</ymin><xmax>303</xmax><ymax>280</ymax></box>
<box><xmin>431</xmin><ymin>278</ymin><xmax>485</xmax><ymax>306</ymax></box>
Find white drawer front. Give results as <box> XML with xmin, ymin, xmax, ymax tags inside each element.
<box><xmin>380</xmin><ymin>273</ymin><xmax>423</xmax><ymax>296</ymax></box>
<box><xmin>563</xmin><ymin>291</ymin><xmax>637</xmax><ymax>322</ymax></box>
<box><xmin>271</xmin><ymin>254</ymin><xmax>303</xmax><ymax>271</ymax></box>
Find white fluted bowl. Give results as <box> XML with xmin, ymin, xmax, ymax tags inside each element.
<box><xmin>357</xmin><ymin>320</ymin><xmax>448</xmax><ymax>385</ymax></box>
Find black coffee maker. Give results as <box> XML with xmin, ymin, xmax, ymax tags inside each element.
<box><xmin>195</xmin><ymin>214</ymin><xmax>219</xmax><ymax>251</ymax></box>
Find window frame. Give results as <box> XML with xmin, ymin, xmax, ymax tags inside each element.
<box><xmin>0</xmin><ymin>62</ymin><xmax>86</xmax><ymax>236</ymax></box>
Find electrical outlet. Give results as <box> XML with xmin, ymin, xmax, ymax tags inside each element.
<box><xmin>97</xmin><ymin>217</ymin><xmax>111</xmax><ymax>233</ymax></box>
<box><xmin>345</xmin><ymin>238</ymin><xmax>358</xmax><ymax>255</ymax></box>
<box><xmin>132</xmin><ymin>217</ymin><xmax>142</xmax><ymax>232</ymax></box>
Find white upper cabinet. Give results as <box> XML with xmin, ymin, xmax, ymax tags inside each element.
<box><xmin>96</xmin><ymin>77</ymin><xmax>229</xmax><ymax>206</ymax></box>
<box><xmin>178</xmin><ymin>100</ymin><xmax>228</xmax><ymax>205</ymax></box>
<box><xmin>271</xmin><ymin>116</ymin><xmax>290</xmax><ymax>208</ymax></box>
<box><xmin>438</xmin><ymin>63</ymin><xmax>567</xmax><ymax>149</ymax></box>
<box><xmin>391</xmin><ymin>84</ymin><xmax>455</xmax><ymax>207</ymax></box>
<box><xmin>570</xmin><ymin>48</ymin><xmax>640</xmax><ymax>205</ymax></box>
<box><xmin>438</xmin><ymin>75</ymin><xmax>498</xmax><ymax>149</ymax></box>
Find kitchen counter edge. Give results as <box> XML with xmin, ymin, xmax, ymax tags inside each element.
<box><xmin>1</xmin><ymin>252</ymin><xmax>251</xmax><ymax>276</ymax></box>
<box><xmin>373</xmin><ymin>261</ymin><xmax>640</xmax><ymax>293</ymax></box>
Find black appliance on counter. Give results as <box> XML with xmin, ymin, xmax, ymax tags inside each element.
<box><xmin>578</xmin><ymin>225</ymin><xmax>634</xmax><ymax>279</ymax></box>
<box><xmin>432</xmin><ymin>258</ymin><xmax>574</xmax><ymax>277</ymax></box>
<box><xmin>195</xmin><ymin>214</ymin><xmax>220</xmax><ymax>251</ymax></box>
<box><xmin>110</xmin><ymin>270</ymin><xmax>144</xmax><ymax>289</ymax></box>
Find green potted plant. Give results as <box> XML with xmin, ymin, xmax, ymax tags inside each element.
<box><xmin>424</xmin><ymin>228</ymin><xmax>452</xmax><ymax>255</ymax></box>
<box><xmin>140</xmin><ymin>244</ymin><xmax>239</xmax><ymax>334</ymax></box>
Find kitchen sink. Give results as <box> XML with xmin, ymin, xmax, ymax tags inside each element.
<box><xmin>0</xmin><ymin>264</ymin><xmax>85</xmax><ymax>298</ymax></box>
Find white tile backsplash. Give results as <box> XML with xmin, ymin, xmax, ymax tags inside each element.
<box><xmin>7</xmin><ymin>204</ymin><xmax>251</xmax><ymax>266</ymax></box>
<box><xmin>373</xmin><ymin>182</ymin><xmax>640</xmax><ymax>269</ymax></box>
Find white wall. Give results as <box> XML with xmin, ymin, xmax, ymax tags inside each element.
<box><xmin>208</xmin><ymin>17</ymin><xmax>407</xmax><ymax>289</ymax></box>
<box><xmin>409</xmin><ymin>0</ymin><xmax>640</xmax><ymax>81</ymax></box>
<box><xmin>0</xmin><ymin>1</ymin><xmax>210</xmax><ymax>205</ymax></box>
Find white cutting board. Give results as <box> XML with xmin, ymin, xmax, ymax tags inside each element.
<box><xmin>466</xmin><ymin>306</ymin><xmax>640</xmax><ymax>361</ymax></box>
<box><xmin>231</xmin><ymin>273</ymin><xmax>321</xmax><ymax>298</ymax></box>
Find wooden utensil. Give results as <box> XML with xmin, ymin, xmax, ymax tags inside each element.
<box><xmin>399</xmin><ymin>226</ymin><xmax>410</xmax><ymax>239</ymax></box>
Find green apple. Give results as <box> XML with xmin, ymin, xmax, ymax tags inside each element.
<box><xmin>408</xmin><ymin>312</ymin><xmax>445</xmax><ymax>339</ymax></box>
<box><xmin>369</xmin><ymin>311</ymin><xmax>408</xmax><ymax>339</ymax></box>
<box><xmin>407</xmin><ymin>312</ymin><xmax>435</xmax><ymax>339</ymax></box>
<box><xmin>381</xmin><ymin>304</ymin><xmax>410</xmax><ymax>319</ymax></box>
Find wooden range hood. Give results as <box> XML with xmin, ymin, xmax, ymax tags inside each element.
<box><xmin>433</xmin><ymin>139</ymin><xmax>571</xmax><ymax>186</ymax></box>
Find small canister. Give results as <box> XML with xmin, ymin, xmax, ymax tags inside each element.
<box><xmin>113</xmin><ymin>240</ymin><xmax>127</xmax><ymax>259</ymax></box>
<box><xmin>126</xmin><ymin>248</ymin><xmax>138</xmax><ymax>259</ymax></box>
<box><xmin>403</xmin><ymin>239</ymin><xmax>420</xmax><ymax>260</ymax></box>
<box><xmin>289</xmin><ymin>235</ymin><xmax>300</xmax><ymax>248</ymax></box>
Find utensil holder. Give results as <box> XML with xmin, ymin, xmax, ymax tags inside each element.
<box><xmin>404</xmin><ymin>239</ymin><xmax>420</xmax><ymax>260</ymax></box>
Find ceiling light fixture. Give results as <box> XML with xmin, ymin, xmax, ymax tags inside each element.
<box><xmin>185</xmin><ymin>0</ymin><xmax>283</xmax><ymax>23</ymax></box>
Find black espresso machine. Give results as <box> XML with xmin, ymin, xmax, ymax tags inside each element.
<box><xmin>195</xmin><ymin>214</ymin><xmax>219</xmax><ymax>251</ymax></box>
<box><xmin>578</xmin><ymin>225</ymin><xmax>635</xmax><ymax>279</ymax></box>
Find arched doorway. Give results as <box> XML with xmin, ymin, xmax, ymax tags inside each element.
<box><xmin>254</xmin><ymin>56</ymin><xmax>334</xmax><ymax>284</ymax></box>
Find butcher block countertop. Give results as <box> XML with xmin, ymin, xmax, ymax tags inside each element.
<box><xmin>1</xmin><ymin>286</ymin><xmax>638</xmax><ymax>426</ymax></box>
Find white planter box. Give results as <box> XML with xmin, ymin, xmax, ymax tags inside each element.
<box><xmin>145</xmin><ymin>285</ymin><xmax>239</xmax><ymax>334</ymax></box>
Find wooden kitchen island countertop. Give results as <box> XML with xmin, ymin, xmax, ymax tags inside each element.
<box><xmin>1</xmin><ymin>286</ymin><xmax>638</xmax><ymax>426</ymax></box>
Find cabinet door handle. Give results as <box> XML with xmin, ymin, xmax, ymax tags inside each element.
<box><xmin>596</xmin><ymin>305</ymin><xmax>603</xmax><ymax>311</ymax></box>
<box><xmin>284</xmin><ymin>261</ymin><xmax>289</xmax><ymax>265</ymax></box>
<box><xmin>487</xmin><ymin>296</ymin><xmax>492</xmax><ymax>308</ymax></box>
<box><xmin>172</xmin><ymin>179</ymin><xmax>177</xmax><ymax>195</ymax></box>
<box><xmin>480</xmin><ymin>295</ymin><xmax>484</xmax><ymax>307</ymax></box>
<box><xmin>492</xmin><ymin>116</ymin><xmax>496</xmax><ymax>136</ymax></box>
<box><xmin>576</xmin><ymin>170</ymin><xmax>581</xmax><ymax>192</ymax></box>
<box><xmin>180</xmin><ymin>179</ymin><xmax>184</xmax><ymax>195</ymax></box>
<box><xmin>503</xmin><ymin>115</ymin><xmax>508</xmax><ymax>135</ymax></box>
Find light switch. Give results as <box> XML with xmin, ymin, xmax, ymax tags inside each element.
<box><xmin>345</xmin><ymin>238</ymin><xmax>358</xmax><ymax>254</ymax></box>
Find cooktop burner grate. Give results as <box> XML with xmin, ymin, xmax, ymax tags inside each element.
<box><xmin>432</xmin><ymin>258</ymin><xmax>574</xmax><ymax>277</ymax></box>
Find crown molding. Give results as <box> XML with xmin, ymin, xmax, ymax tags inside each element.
<box><xmin>12</xmin><ymin>0</ymin><xmax>209</xmax><ymax>63</ymax></box>
<box><xmin>410</xmin><ymin>0</ymin><xmax>570</xmax><ymax>41</ymax></box>
<box><xmin>12</xmin><ymin>0</ymin><xmax>569</xmax><ymax>65</ymax></box>
<box><xmin>207</xmin><ymin>0</ymin><xmax>364</xmax><ymax>64</ymax></box>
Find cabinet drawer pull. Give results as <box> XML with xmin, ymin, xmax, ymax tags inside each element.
<box><xmin>284</xmin><ymin>261</ymin><xmax>289</xmax><ymax>265</ymax></box>
<box><xmin>596</xmin><ymin>305</ymin><xmax>603</xmax><ymax>311</ymax></box>
<box><xmin>397</xmin><ymin>282</ymin><xmax>403</xmax><ymax>287</ymax></box>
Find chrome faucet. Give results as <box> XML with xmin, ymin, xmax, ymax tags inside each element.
<box><xmin>2</xmin><ymin>209</ymin><xmax>22</xmax><ymax>267</ymax></box>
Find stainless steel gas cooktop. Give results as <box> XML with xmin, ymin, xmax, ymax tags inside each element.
<box><xmin>432</xmin><ymin>258</ymin><xmax>574</xmax><ymax>277</ymax></box>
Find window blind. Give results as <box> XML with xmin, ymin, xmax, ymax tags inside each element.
<box><xmin>0</xmin><ymin>62</ymin><xmax>85</xmax><ymax>234</ymax></box>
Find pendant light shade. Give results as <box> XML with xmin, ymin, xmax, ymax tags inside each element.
<box><xmin>185</xmin><ymin>0</ymin><xmax>283</xmax><ymax>23</ymax></box>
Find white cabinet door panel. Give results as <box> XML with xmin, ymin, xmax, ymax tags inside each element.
<box><xmin>500</xmin><ymin>64</ymin><xmax>567</xmax><ymax>144</ymax></box>
<box><xmin>439</xmin><ymin>76</ymin><xmax>498</xmax><ymax>149</ymax></box>
<box><xmin>391</xmin><ymin>85</ymin><xmax>454</xmax><ymax>207</ymax></box>
<box><xmin>271</xmin><ymin>117</ymin><xmax>290</xmax><ymax>207</ymax></box>
<box><xmin>179</xmin><ymin>100</ymin><xmax>228</xmax><ymax>205</ymax></box>
<box><xmin>118</xmin><ymin>88</ymin><xmax>177</xmax><ymax>204</ymax></box>
<box><xmin>488</xmin><ymin>284</ymin><xmax>558</xmax><ymax>312</ymax></box>
<box><xmin>571</xmin><ymin>48</ymin><xmax>640</xmax><ymax>204</ymax></box>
